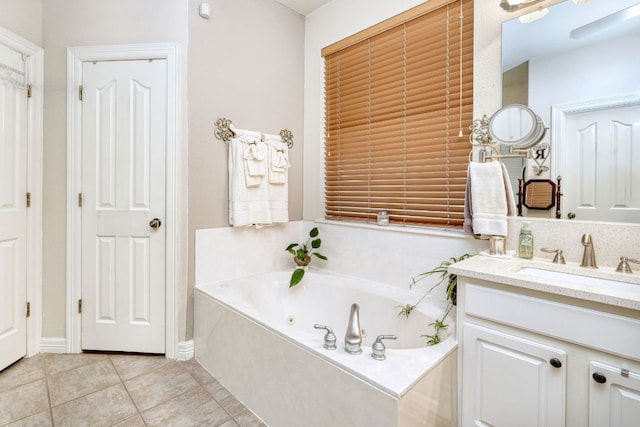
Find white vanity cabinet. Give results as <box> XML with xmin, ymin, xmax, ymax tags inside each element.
<box><xmin>456</xmin><ymin>276</ymin><xmax>640</xmax><ymax>427</ymax></box>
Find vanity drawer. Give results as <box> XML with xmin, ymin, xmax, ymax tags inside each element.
<box><xmin>464</xmin><ymin>283</ymin><xmax>640</xmax><ymax>361</ymax></box>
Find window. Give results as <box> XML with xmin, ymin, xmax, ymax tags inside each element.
<box><xmin>323</xmin><ymin>0</ymin><xmax>473</xmax><ymax>228</ymax></box>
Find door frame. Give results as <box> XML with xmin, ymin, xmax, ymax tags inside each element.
<box><xmin>66</xmin><ymin>43</ymin><xmax>182</xmax><ymax>358</ymax></box>
<box><xmin>551</xmin><ymin>93</ymin><xmax>640</xmax><ymax>220</ymax></box>
<box><xmin>0</xmin><ymin>26</ymin><xmax>44</xmax><ymax>358</ymax></box>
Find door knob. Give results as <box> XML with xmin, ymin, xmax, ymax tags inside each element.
<box><xmin>567</xmin><ymin>212</ymin><xmax>576</xmax><ymax>219</ymax></box>
<box><xmin>149</xmin><ymin>218</ymin><xmax>162</xmax><ymax>230</ymax></box>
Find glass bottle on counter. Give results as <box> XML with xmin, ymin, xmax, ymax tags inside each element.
<box><xmin>518</xmin><ymin>221</ymin><xmax>534</xmax><ymax>259</ymax></box>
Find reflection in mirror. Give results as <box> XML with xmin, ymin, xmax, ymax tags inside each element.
<box><xmin>523</xmin><ymin>180</ymin><xmax>556</xmax><ymax>210</ymax></box>
<box><xmin>489</xmin><ymin>104</ymin><xmax>545</xmax><ymax>149</ymax></box>
<box><xmin>501</xmin><ymin>0</ymin><xmax>640</xmax><ymax>223</ymax></box>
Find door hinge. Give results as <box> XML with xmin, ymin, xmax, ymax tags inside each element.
<box><xmin>26</xmin><ymin>192</ymin><xmax>31</xmax><ymax>208</ymax></box>
<box><xmin>79</xmin><ymin>85</ymin><xmax>83</xmax><ymax>101</ymax></box>
<box><xmin>78</xmin><ymin>299</ymin><xmax>82</xmax><ymax>314</ymax></box>
<box><xmin>26</xmin><ymin>302</ymin><xmax>31</xmax><ymax>317</ymax></box>
<box><xmin>78</xmin><ymin>192</ymin><xmax>83</xmax><ymax>207</ymax></box>
<box><xmin>27</xmin><ymin>84</ymin><xmax>32</xmax><ymax>98</ymax></box>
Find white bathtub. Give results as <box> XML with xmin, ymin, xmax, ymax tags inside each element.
<box><xmin>194</xmin><ymin>270</ymin><xmax>457</xmax><ymax>427</ymax></box>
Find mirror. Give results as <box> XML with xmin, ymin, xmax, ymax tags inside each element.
<box><xmin>523</xmin><ymin>179</ymin><xmax>556</xmax><ymax>210</ymax></box>
<box><xmin>501</xmin><ymin>0</ymin><xmax>640</xmax><ymax>222</ymax></box>
<box><xmin>489</xmin><ymin>104</ymin><xmax>546</xmax><ymax>149</ymax></box>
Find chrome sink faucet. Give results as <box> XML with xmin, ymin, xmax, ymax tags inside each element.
<box><xmin>344</xmin><ymin>303</ymin><xmax>362</xmax><ymax>354</ymax></box>
<box><xmin>580</xmin><ymin>233</ymin><xmax>597</xmax><ymax>268</ymax></box>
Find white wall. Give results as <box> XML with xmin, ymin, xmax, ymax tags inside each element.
<box><xmin>0</xmin><ymin>0</ymin><xmax>41</xmax><ymax>45</ymax></box>
<box><xmin>529</xmin><ymin>32</ymin><xmax>640</xmax><ymax>125</ymax></box>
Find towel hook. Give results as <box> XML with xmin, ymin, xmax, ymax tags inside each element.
<box><xmin>280</xmin><ymin>129</ymin><xmax>294</xmax><ymax>149</ymax></box>
<box><xmin>214</xmin><ymin>117</ymin><xmax>234</xmax><ymax>142</ymax></box>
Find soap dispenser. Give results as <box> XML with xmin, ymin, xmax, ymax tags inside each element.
<box><xmin>518</xmin><ymin>222</ymin><xmax>533</xmax><ymax>259</ymax></box>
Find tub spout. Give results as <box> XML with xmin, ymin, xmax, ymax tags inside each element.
<box><xmin>344</xmin><ymin>303</ymin><xmax>362</xmax><ymax>354</ymax></box>
<box><xmin>580</xmin><ymin>233</ymin><xmax>597</xmax><ymax>268</ymax></box>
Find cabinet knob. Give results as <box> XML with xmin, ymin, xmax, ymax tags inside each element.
<box><xmin>549</xmin><ymin>358</ymin><xmax>562</xmax><ymax>368</ymax></box>
<box><xmin>592</xmin><ymin>372</ymin><xmax>607</xmax><ymax>384</ymax></box>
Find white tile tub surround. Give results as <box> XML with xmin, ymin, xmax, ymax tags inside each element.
<box><xmin>506</xmin><ymin>217</ymin><xmax>640</xmax><ymax>269</ymax></box>
<box><xmin>195</xmin><ymin>220</ymin><xmax>487</xmax><ymax>292</ymax></box>
<box><xmin>195</xmin><ymin>222</ymin><xmax>303</xmax><ymax>284</ymax></box>
<box><xmin>194</xmin><ymin>280</ymin><xmax>458</xmax><ymax>427</ymax></box>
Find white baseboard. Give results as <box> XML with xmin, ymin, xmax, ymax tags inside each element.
<box><xmin>39</xmin><ymin>337</ymin><xmax>192</xmax><ymax>359</ymax></box>
<box><xmin>40</xmin><ymin>337</ymin><xmax>67</xmax><ymax>354</ymax></box>
<box><xmin>177</xmin><ymin>340</ymin><xmax>194</xmax><ymax>361</ymax></box>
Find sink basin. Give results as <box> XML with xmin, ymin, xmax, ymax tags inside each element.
<box><xmin>517</xmin><ymin>267</ymin><xmax>639</xmax><ymax>292</ymax></box>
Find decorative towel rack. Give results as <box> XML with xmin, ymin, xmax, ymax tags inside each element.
<box><xmin>214</xmin><ymin>117</ymin><xmax>294</xmax><ymax>149</ymax></box>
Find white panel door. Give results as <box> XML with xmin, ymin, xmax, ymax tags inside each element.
<box><xmin>589</xmin><ymin>361</ymin><xmax>640</xmax><ymax>427</ymax></box>
<box><xmin>81</xmin><ymin>59</ymin><xmax>167</xmax><ymax>353</ymax></box>
<box><xmin>462</xmin><ymin>323</ymin><xmax>566</xmax><ymax>427</ymax></box>
<box><xmin>563</xmin><ymin>105</ymin><xmax>640</xmax><ymax>222</ymax></box>
<box><xmin>0</xmin><ymin>44</ymin><xmax>28</xmax><ymax>370</ymax></box>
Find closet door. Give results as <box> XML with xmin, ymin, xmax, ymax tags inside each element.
<box><xmin>80</xmin><ymin>59</ymin><xmax>167</xmax><ymax>353</ymax></box>
<box><xmin>0</xmin><ymin>42</ymin><xmax>28</xmax><ymax>371</ymax></box>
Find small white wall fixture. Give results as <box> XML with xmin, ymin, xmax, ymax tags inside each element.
<box><xmin>0</xmin><ymin>25</ymin><xmax>44</xmax><ymax>358</ymax></box>
<box><xmin>66</xmin><ymin>43</ymin><xmax>183</xmax><ymax>358</ymax></box>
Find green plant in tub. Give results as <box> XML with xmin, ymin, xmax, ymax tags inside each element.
<box><xmin>399</xmin><ymin>253</ymin><xmax>471</xmax><ymax>345</ymax></box>
<box><xmin>285</xmin><ymin>227</ymin><xmax>328</xmax><ymax>287</ymax></box>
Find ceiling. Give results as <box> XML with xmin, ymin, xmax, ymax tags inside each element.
<box><xmin>274</xmin><ymin>0</ymin><xmax>332</xmax><ymax>16</ymax></box>
<box><xmin>503</xmin><ymin>0</ymin><xmax>640</xmax><ymax>71</ymax></box>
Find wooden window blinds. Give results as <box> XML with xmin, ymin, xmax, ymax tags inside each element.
<box><xmin>323</xmin><ymin>0</ymin><xmax>473</xmax><ymax>228</ymax></box>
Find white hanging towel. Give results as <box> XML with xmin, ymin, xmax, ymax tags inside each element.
<box><xmin>228</xmin><ymin>136</ymin><xmax>272</xmax><ymax>227</ymax></box>
<box><xmin>465</xmin><ymin>161</ymin><xmax>514</xmax><ymax>237</ymax></box>
<box><xmin>265</xmin><ymin>133</ymin><xmax>290</xmax><ymax>223</ymax></box>
<box><xmin>230</xmin><ymin>124</ymin><xmax>266</xmax><ymax>187</ymax></box>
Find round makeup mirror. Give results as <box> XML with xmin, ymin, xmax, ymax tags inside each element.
<box><xmin>489</xmin><ymin>104</ymin><xmax>546</xmax><ymax>149</ymax></box>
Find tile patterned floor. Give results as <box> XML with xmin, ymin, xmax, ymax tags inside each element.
<box><xmin>0</xmin><ymin>353</ymin><xmax>266</xmax><ymax>427</ymax></box>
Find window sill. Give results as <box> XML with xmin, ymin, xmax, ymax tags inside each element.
<box><xmin>313</xmin><ymin>218</ymin><xmax>473</xmax><ymax>239</ymax></box>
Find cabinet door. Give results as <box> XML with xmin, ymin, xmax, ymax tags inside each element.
<box><xmin>589</xmin><ymin>361</ymin><xmax>640</xmax><ymax>427</ymax></box>
<box><xmin>462</xmin><ymin>323</ymin><xmax>566</xmax><ymax>427</ymax></box>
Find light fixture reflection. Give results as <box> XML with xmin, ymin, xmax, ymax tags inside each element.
<box><xmin>519</xmin><ymin>7</ymin><xmax>549</xmax><ymax>23</ymax></box>
<box><xmin>500</xmin><ymin>0</ymin><xmax>546</xmax><ymax>12</ymax></box>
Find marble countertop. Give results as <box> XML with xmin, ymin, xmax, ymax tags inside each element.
<box><xmin>448</xmin><ymin>255</ymin><xmax>640</xmax><ymax>311</ymax></box>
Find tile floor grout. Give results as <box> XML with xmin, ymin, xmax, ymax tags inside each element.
<box><xmin>0</xmin><ymin>353</ymin><xmax>266</xmax><ymax>427</ymax></box>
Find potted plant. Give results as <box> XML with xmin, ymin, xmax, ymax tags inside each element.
<box><xmin>398</xmin><ymin>253</ymin><xmax>471</xmax><ymax>345</ymax></box>
<box><xmin>285</xmin><ymin>227</ymin><xmax>328</xmax><ymax>287</ymax></box>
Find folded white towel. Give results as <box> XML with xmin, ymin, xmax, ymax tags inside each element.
<box><xmin>265</xmin><ymin>135</ymin><xmax>290</xmax><ymax>185</ymax></box>
<box><xmin>265</xmin><ymin>134</ymin><xmax>289</xmax><ymax>222</ymax></box>
<box><xmin>230</xmin><ymin>125</ymin><xmax>267</xmax><ymax>187</ymax></box>
<box><xmin>467</xmin><ymin>161</ymin><xmax>511</xmax><ymax>237</ymax></box>
<box><xmin>228</xmin><ymin>137</ymin><xmax>272</xmax><ymax>226</ymax></box>
<box><xmin>243</xmin><ymin>140</ymin><xmax>267</xmax><ymax>188</ymax></box>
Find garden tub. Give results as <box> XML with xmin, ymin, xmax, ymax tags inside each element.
<box><xmin>194</xmin><ymin>270</ymin><xmax>457</xmax><ymax>427</ymax></box>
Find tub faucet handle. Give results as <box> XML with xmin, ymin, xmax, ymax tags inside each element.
<box><xmin>314</xmin><ymin>324</ymin><xmax>337</xmax><ymax>350</ymax></box>
<box><xmin>616</xmin><ymin>257</ymin><xmax>640</xmax><ymax>274</ymax></box>
<box><xmin>371</xmin><ymin>335</ymin><xmax>397</xmax><ymax>361</ymax></box>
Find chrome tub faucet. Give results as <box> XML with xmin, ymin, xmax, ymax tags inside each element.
<box><xmin>344</xmin><ymin>303</ymin><xmax>362</xmax><ymax>354</ymax></box>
